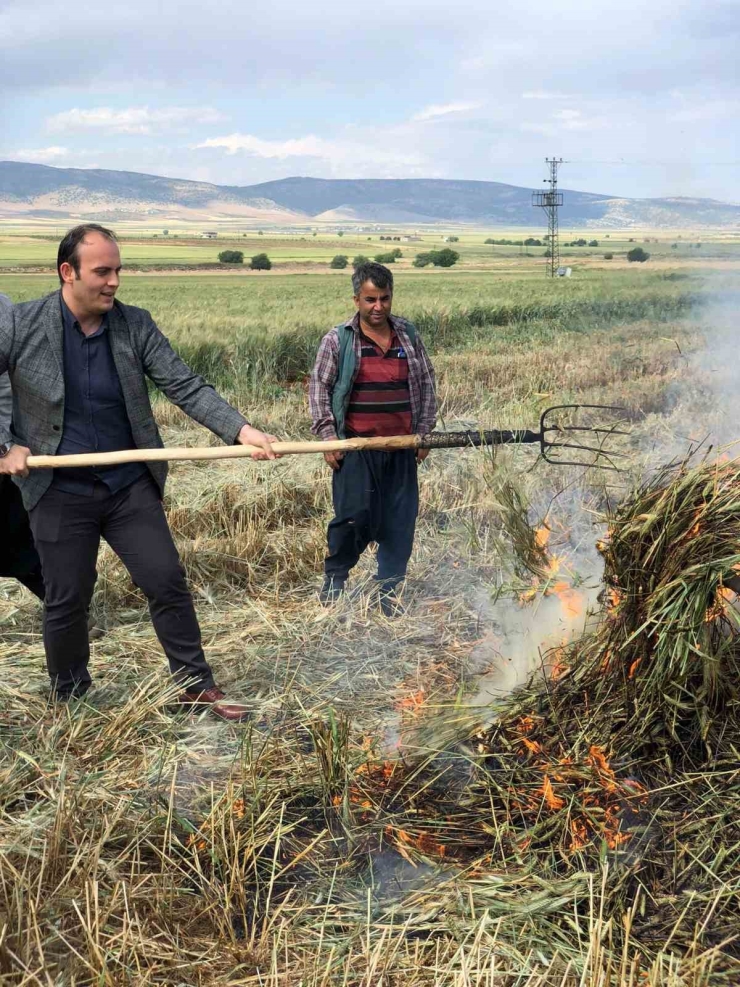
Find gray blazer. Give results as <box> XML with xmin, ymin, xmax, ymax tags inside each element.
<box><xmin>0</xmin><ymin>290</ymin><xmax>248</xmax><ymax>510</ymax></box>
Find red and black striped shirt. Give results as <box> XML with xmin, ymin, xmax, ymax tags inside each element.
<box><xmin>344</xmin><ymin>330</ymin><xmax>413</xmax><ymax>437</ymax></box>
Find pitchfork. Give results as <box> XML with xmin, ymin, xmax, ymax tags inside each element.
<box><xmin>26</xmin><ymin>404</ymin><xmax>628</xmax><ymax>472</ymax></box>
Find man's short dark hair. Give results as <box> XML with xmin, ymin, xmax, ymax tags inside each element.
<box><xmin>57</xmin><ymin>223</ymin><xmax>118</xmax><ymax>284</ymax></box>
<box><xmin>352</xmin><ymin>261</ymin><xmax>394</xmax><ymax>296</ymax></box>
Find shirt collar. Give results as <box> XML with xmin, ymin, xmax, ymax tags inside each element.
<box><xmin>349</xmin><ymin>312</ymin><xmax>399</xmax><ymax>333</ymax></box>
<box><xmin>61</xmin><ymin>295</ymin><xmax>108</xmax><ymax>337</ymax></box>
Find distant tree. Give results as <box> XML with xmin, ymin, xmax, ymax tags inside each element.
<box><xmin>218</xmin><ymin>249</ymin><xmax>244</xmax><ymax>264</ymax></box>
<box><xmin>524</xmin><ymin>237</ymin><xmax>542</xmax><ymax>247</ymax></box>
<box><xmin>337</xmin><ymin>231</ymin><xmax>344</xmax><ymax>237</ymax></box>
<box><xmin>671</xmin><ymin>243</ymin><xmax>679</xmax><ymax>249</ymax></box>
<box><xmin>447</xmin><ymin>235</ymin><xmax>459</xmax><ymax>243</ymax></box>
<box><xmin>414</xmin><ymin>248</ymin><xmax>459</xmax><ymax>268</ymax></box>
<box><xmin>695</xmin><ymin>242</ymin><xmax>702</xmax><ymax>248</ymax></box>
<box><xmin>250</xmin><ymin>252</ymin><xmax>272</xmax><ymax>270</ymax></box>
<box><xmin>330</xmin><ymin>254</ymin><xmax>348</xmax><ymax>269</ymax></box>
<box><xmin>588</xmin><ymin>239</ymin><xmax>599</xmax><ymax>247</ymax></box>
<box><xmin>574</xmin><ymin>238</ymin><xmax>588</xmax><ymax>247</ymax></box>
<box><xmin>258</xmin><ymin>230</ymin><xmax>264</xmax><ymax>236</ymax></box>
<box><xmin>391</xmin><ymin>247</ymin><xmax>403</xmax><ymax>259</ymax></box>
<box><xmin>163</xmin><ymin>229</ymin><xmax>169</xmax><ymax>236</ymax></box>
<box><xmin>434</xmin><ymin>247</ymin><xmax>459</xmax><ymax>267</ymax></box>
<box><xmin>374</xmin><ymin>251</ymin><xmax>397</xmax><ymax>263</ymax></box>
<box><xmin>627</xmin><ymin>247</ymin><xmax>650</xmax><ymax>263</ymax></box>
<box><xmin>544</xmin><ymin>248</ymin><xmax>552</xmax><ymax>258</ymax></box>
<box><xmin>484</xmin><ymin>238</ymin><xmax>495</xmax><ymax>244</ymax></box>
<box><xmin>313</xmin><ymin>232</ymin><xmax>318</xmax><ymax>237</ymax></box>
<box><xmin>352</xmin><ymin>254</ymin><xmax>370</xmax><ymax>268</ymax></box>
<box><xmin>393</xmin><ymin>236</ymin><xmax>401</xmax><ymax>241</ymax></box>
<box><xmin>628</xmin><ymin>238</ymin><xmax>635</xmax><ymax>242</ymax></box>
<box><xmin>603</xmin><ymin>252</ymin><xmax>614</xmax><ymax>260</ymax></box>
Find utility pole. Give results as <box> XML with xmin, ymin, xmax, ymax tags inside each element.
<box><xmin>532</xmin><ymin>157</ymin><xmax>563</xmax><ymax>277</ymax></box>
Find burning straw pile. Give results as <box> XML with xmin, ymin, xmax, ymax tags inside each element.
<box><xmin>180</xmin><ymin>453</ymin><xmax>740</xmax><ymax>982</ymax></box>
<box><xmin>390</xmin><ymin>451</ymin><xmax>740</xmax><ymax>977</ymax></box>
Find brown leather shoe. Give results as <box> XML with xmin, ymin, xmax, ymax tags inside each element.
<box><xmin>178</xmin><ymin>687</ymin><xmax>250</xmax><ymax>723</ymax></box>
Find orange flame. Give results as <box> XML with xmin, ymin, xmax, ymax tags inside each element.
<box><xmin>538</xmin><ymin>775</ymin><xmax>565</xmax><ymax>811</ymax></box>
<box><xmin>551</xmin><ymin>581</ymin><xmax>586</xmax><ymax>620</ymax></box>
<box><xmin>521</xmin><ymin>737</ymin><xmax>543</xmax><ymax>755</ymax></box>
<box><xmin>396</xmin><ymin>690</ymin><xmax>426</xmax><ymax>714</ymax></box>
<box><xmin>570</xmin><ymin>818</ymin><xmax>589</xmax><ymax>849</ymax></box>
<box><xmin>588</xmin><ymin>745</ymin><xmax>618</xmax><ymax>793</ymax></box>
<box><xmin>535</xmin><ymin>526</ymin><xmax>551</xmax><ymax>550</ymax></box>
<box><xmin>550</xmin><ymin>640</ymin><xmax>570</xmax><ymax>680</ymax></box>
<box><xmin>385</xmin><ymin>825</ymin><xmax>446</xmax><ymax>859</ymax></box>
<box><xmin>546</xmin><ymin>555</ymin><xmax>562</xmax><ymax>577</ymax></box>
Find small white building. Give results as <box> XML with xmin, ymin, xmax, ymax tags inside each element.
<box><xmin>200</xmin><ymin>231</ymin><xmax>218</xmax><ymax>239</ymax></box>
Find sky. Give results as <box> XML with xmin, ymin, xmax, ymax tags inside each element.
<box><xmin>0</xmin><ymin>0</ymin><xmax>738</xmax><ymax>201</ymax></box>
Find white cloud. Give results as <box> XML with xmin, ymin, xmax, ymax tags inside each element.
<box><xmin>194</xmin><ymin>131</ymin><xmax>430</xmax><ymax>178</ymax></box>
<box><xmin>195</xmin><ymin>133</ymin><xmax>335</xmax><ymax>160</ymax></box>
<box><xmin>552</xmin><ymin>108</ymin><xmax>592</xmax><ymax>130</ymax></box>
<box><xmin>412</xmin><ymin>101</ymin><xmax>483</xmax><ymax>122</ymax></box>
<box><xmin>521</xmin><ymin>107</ymin><xmax>602</xmax><ymax>135</ymax></box>
<box><xmin>522</xmin><ymin>91</ymin><xmax>575</xmax><ymax>100</ymax></box>
<box><xmin>46</xmin><ymin>106</ymin><xmax>227</xmax><ymax>136</ymax></box>
<box><xmin>6</xmin><ymin>145</ymin><xmax>71</xmax><ymax>162</ymax></box>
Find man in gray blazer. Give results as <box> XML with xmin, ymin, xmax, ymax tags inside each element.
<box><xmin>0</xmin><ymin>292</ymin><xmax>45</xmax><ymax>600</ymax></box>
<box><xmin>0</xmin><ymin>225</ymin><xmax>277</xmax><ymax>719</ymax></box>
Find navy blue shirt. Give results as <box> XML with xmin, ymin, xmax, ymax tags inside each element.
<box><xmin>53</xmin><ymin>298</ymin><xmax>147</xmax><ymax>496</ymax></box>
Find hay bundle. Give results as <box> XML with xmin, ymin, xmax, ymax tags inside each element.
<box><xmin>390</xmin><ymin>454</ymin><xmax>740</xmax><ymax>973</ymax></box>
<box><xmin>557</xmin><ymin>453</ymin><xmax>740</xmax><ymax>748</ymax></box>
<box><xmin>595</xmin><ymin>455</ymin><xmax>740</xmax><ymax>723</ymax></box>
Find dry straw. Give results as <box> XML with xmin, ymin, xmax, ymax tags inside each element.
<box><xmin>3</xmin><ymin>449</ymin><xmax>739</xmax><ymax>983</ymax></box>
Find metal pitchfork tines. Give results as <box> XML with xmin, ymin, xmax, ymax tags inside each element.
<box><xmin>421</xmin><ymin>404</ymin><xmax>629</xmax><ymax>470</ymax></box>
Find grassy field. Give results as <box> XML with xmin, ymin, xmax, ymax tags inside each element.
<box><xmin>1</xmin><ymin>225</ymin><xmax>739</xmax><ymax>271</ymax></box>
<box><xmin>1</xmin><ymin>242</ymin><xmax>739</xmax><ymax>984</ymax></box>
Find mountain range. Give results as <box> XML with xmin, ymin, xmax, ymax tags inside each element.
<box><xmin>1</xmin><ymin>161</ymin><xmax>739</xmax><ymax>228</ymax></box>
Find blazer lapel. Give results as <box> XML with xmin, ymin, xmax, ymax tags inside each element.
<box><xmin>106</xmin><ymin>303</ymin><xmax>140</xmax><ymax>425</ymax></box>
<box><xmin>43</xmin><ymin>292</ymin><xmax>64</xmax><ymax>375</ymax></box>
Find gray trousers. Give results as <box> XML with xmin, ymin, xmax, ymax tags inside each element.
<box><xmin>29</xmin><ymin>475</ymin><xmax>214</xmax><ymax>697</ymax></box>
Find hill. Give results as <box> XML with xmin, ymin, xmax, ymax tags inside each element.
<box><xmin>1</xmin><ymin>161</ymin><xmax>739</xmax><ymax>228</ymax></box>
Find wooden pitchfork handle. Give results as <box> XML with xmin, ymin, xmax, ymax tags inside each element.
<box><xmin>26</xmin><ymin>430</ymin><xmax>540</xmax><ymax>470</ymax></box>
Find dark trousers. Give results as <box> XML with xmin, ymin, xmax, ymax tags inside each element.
<box><xmin>325</xmin><ymin>449</ymin><xmax>419</xmax><ymax>586</ymax></box>
<box><xmin>29</xmin><ymin>475</ymin><xmax>215</xmax><ymax>697</ymax></box>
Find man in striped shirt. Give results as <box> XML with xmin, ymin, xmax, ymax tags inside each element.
<box><xmin>309</xmin><ymin>262</ymin><xmax>437</xmax><ymax>612</ymax></box>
